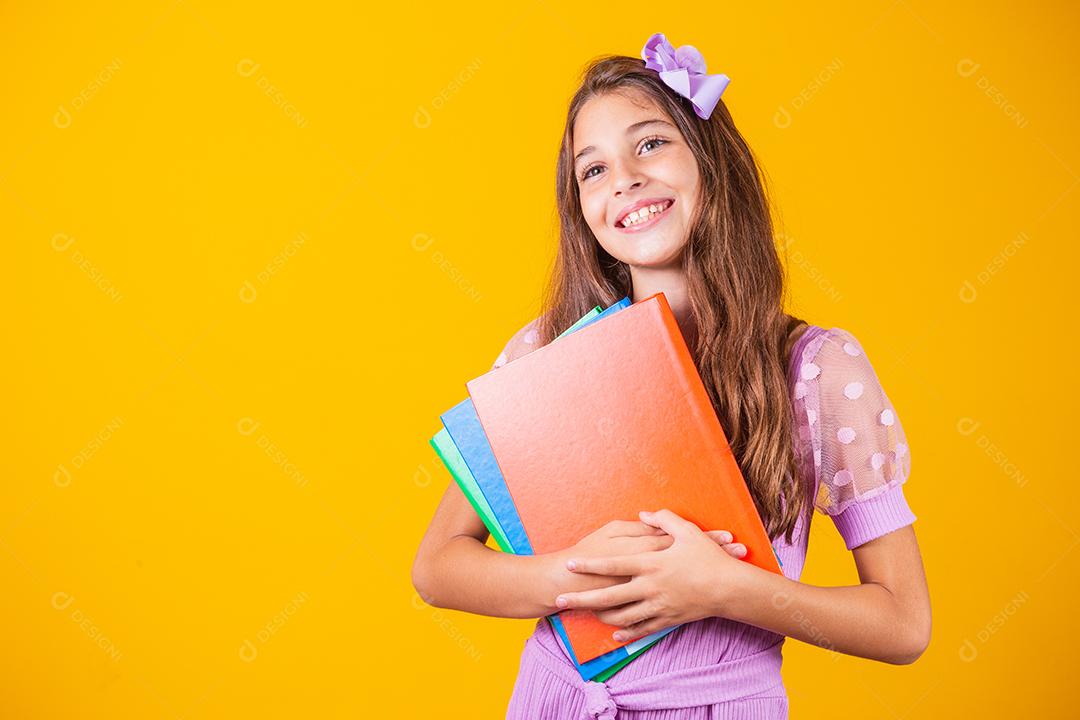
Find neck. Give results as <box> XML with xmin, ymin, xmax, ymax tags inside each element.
<box><xmin>629</xmin><ymin>264</ymin><xmax>698</xmax><ymax>349</ymax></box>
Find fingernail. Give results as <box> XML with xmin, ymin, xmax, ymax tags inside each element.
<box><xmin>566</xmin><ymin>559</ymin><xmax>577</xmax><ymax>571</ymax></box>
<box><xmin>612</xmin><ymin>631</ymin><xmax>625</xmax><ymax>642</ymax></box>
<box><xmin>720</xmin><ymin>531</ymin><xmax>733</xmax><ymax>543</ymax></box>
<box><xmin>735</xmin><ymin>544</ymin><xmax>746</xmax><ymax>556</ymax></box>
<box><xmin>556</xmin><ymin>596</ymin><xmax>568</xmax><ymax>608</ymax></box>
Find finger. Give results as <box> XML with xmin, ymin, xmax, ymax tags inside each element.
<box><xmin>603</xmin><ymin>519</ymin><xmax>667</xmax><ymax>538</ymax></box>
<box><xmin>567</xmin><ymin>554</ymin><xmax>647</xmax><ymax>576</ymax></box>
<box><xmin>724</xmin><ymin>543</ymin><xmax>747</xmax><ymax>558</ymax></box>
<box><xmin>596</xmin><ymin>599</ymin><xmax>654</xmax><ymax>628</ymax></box>
<box><xmin>623</xmin><ymin>533</ymin><xmax>674</xmax><ymax>552</ymax></box>
<box><xmin>555</xmin><ymin>580</ymin><xmax>643</xmax><ymax>611</ymax></box>
<box><xmin>639</xmin><ymin>508</ymin><xmax>698</xmax><ymax>539</ymax></box>
<box><xmin>612</xmin><ymin>537</ymin><xmax>663</xmax><ymax>557</ymax></box>
<box><xmin>705</xmin><ymin>530</ymin><xmax>734</xmax><ymax>545</ymax></box>
<box><xmin>613</xmin><ymin>618</ymin><xmax>671</xmax><ymax>644</ymax></box>
<box><xmin>650</xmin><ymin>534</ymin><xmax>676</xmax><ymax>551</ymax></box>
<box><xmin>703</xmin><ymin>530</ymin><xmax>746</xmax><ymax>558</ymax></box>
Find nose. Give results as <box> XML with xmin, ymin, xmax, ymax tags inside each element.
<box><xmin>611</xmin><ymin>160</ymin><xmax>645</xmax><ymax>196</ymax></box>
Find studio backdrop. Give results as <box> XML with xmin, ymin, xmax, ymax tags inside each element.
<box><xmin>2</xmin><ymin>2</ymin><xmax>1075</xmax><ymax>718</ymax></box>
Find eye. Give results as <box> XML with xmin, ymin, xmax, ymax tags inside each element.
<box><xmin>640</xmin><ymin>135</ymin><xmax>668</xmax><ymax>153</ymax></box>
<box><xmin>580</xmin><ymin>164</ymin><xmax>603</xmax><ymax>181</ymax></box>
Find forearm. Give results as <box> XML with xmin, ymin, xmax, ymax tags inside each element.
<box><xmin>413</xmin><ymin>535</ymin><xmax>560</xmax><ymax>619</ymax></box>
<box><xmin>721</xmin><ymin>565</ymin><xmax>926</xmax><ymax>664</ymax></box>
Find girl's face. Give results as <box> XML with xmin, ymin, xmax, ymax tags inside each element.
<box><xmin>572</xmin><ymin>90</ymin><xmax>700</xmax><ymax>270</ymax></box>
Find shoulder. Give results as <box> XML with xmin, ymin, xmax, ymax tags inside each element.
<box><xmin>490</xmin><ymin>315</ymin><xmax>544</xmax><ymax>370</ymax></box>
<box><xmin>793</xmin><ymin>325</ymin><xmax>902</xmax><ymax>445</ymax></box>
<box><xmin>795</xmin><ymin>326</ymin><xmax>877</xmax><ymax>387</ymax></box>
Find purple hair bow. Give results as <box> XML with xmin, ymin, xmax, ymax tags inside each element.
<box><xmin>641</xmin><ymin>33</ymin><xmax>730</xmax><ymax>120</ymax></box>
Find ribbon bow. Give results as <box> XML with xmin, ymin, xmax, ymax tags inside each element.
<box><xmin>583</xmin><ymin>680</ymin><xmax>618</xmax><ymax>720</ymax></box>
<box><xmin>641</xmin><ymin>33</ymin><xmax>730</xmax><ymax>120</ymax></box>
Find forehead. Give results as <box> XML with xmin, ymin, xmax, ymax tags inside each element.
<box><xmin>572</xmin><ymin>90</ymin><xmax>669</xmax><ymax>149</ymax></box>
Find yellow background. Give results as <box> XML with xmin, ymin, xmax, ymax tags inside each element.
<box><xmin>2</xmin><ymin>1</ymin><xmax>1076</xmax><ymax>717</ymax></box>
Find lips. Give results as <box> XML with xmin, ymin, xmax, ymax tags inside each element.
<box><xmin>614</xmin><ymin>198</ymin><xmax>675</xmax><ymax>232</ymax></box>
<box><xmin>614</xmin><ymin>197</ymin><xmax>674</xmax><ymax>228</ymax></box>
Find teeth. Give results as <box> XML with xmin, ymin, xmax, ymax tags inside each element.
<box><xmin>620</xmin><ymin>201</ymin><xmax>670</xmax><ymax>227</ymax></box>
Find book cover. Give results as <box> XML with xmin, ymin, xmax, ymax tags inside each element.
<box><xmin>434</xmin><ymin>297</ymin><xmax>675</xmax><ymax>680</ymax></box>
<box><xmin>466</xmin><ymin>292</ymin><xmax>782</xmax><ymax>663</ymax></box>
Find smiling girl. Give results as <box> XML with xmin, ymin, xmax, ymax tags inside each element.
<box><xmin>413</xmin><ymin>33</ymin><xmax>931</xmax><ymax>719</ymax></box>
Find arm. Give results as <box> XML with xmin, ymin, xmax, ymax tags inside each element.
<box><xmin>411</xmin><ymin>482</ymin><xmax>680</xmax><ymax>618</ymax></box>
<box><xmin>733</xmin><ymin>325</ymin><xmax>930</xmax><ymax>662</ymax></box>
<box><xmin>412</xmin><ymin>319</ymin><xmax>563</xmax><ymax>618</ymax></box>
<box><xmin>554</xmin><ymin>507</ymin><xmax>931</xmax><ymax>665</ymax></box>
<box><xmin>722</xmin><ymin>523</ymin><xmax>931</xmax><ymax>664</ymax></box>
<box><xmin>411</xmin><ymin>481</ymin><xmax>564</xmax><ymax>618</ymax></box>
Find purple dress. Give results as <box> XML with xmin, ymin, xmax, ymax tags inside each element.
<box><xmin>490</xmin><ymin>322</ymin><xmax>918</xmax><ymax>719</ymax></box>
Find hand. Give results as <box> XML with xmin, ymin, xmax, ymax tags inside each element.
<box><xmin>543</xmin><ymin>520</ymin><xmax>673</xmax><ymax>606</ymax></box>
<box><xmin>554</xmin><ymin>509</ymin><xmax>753</xmax><ymax>643</ymax></box>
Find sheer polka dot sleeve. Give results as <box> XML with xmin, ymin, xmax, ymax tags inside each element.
<box><xmin>797</xmin><ymin>327</ymin><xmax>917</xmax><ymax>550</ymax></box>
<box><xmin>490</xmin><ymin>317</ymin><xmax>542</xmax><ymax>371</ymax></box>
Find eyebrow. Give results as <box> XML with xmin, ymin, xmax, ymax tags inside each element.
<box><xmin>574</xmin><ymin>119</ymin><xmax>675</xmax><ymax>166</ymax></box>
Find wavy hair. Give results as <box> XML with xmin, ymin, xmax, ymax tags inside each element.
<box><xmin>535</xmin><ymin>54</ymin><xmax>810</xmax><ymax>543</ymax></box>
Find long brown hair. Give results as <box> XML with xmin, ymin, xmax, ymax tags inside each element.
<box><xmin>536</xmin><ymin>54</ymin><xmax>810</xmax><ymax>544</ymax></box>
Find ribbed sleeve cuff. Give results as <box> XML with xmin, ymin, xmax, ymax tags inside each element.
<box><xmin>831</xmin><ymin>483</ymin><xmax>917</xmax><ymax>550</ymax></box>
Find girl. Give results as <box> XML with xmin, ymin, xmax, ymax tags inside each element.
<box><xmin>413</xmin><ymin>33</ymin><xmax>931</xmax><ymax>719</ymax></box>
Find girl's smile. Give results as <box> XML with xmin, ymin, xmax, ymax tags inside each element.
<box><xmin>614</xmin><ymin>197</ymin><xmax>675</xmax><ymax>232</ymax></box>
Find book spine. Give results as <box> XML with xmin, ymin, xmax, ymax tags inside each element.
<box><xmin>651</xmin><ymin>294</ymin><xmax>733</xmax><ymax>462</ymax></box>
<box><xmin>650</xmin><ymin>293</ymin><xmax>695</xmax><ymax>400</ymax></box>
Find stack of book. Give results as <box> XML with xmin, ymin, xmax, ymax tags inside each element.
<box><xmin>429</xmin><ymin>292</ymin><xmax>782</xmax><ymax>681</ymax></box>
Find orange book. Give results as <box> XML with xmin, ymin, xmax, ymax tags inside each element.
<box><xmin>466</xmin><ymin>292</ymin><xmax>782</xmax><ymax>663</ymax></box>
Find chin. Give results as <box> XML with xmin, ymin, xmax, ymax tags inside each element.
<box><xmin>609</xmin><ymin>237</ymin><xmax>686</xmax><ymax>268</ymax></box>
<box><xmin>630</xmin><ymin>255</ymin><xmax>684</xmax><ymax>269</ymax></box>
